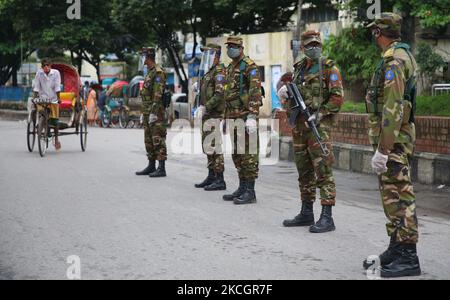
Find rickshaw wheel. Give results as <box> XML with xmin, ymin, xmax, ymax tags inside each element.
<box><xmin>27</xmin><ymin>111</ymin><xmax>37</xmax><ymax>152</ymax></box>
<box><xmin>119</xmin><ymin>108</ymin><xmax>129</xmax><ymax>129</ymax></box>
<box><xmin>80</xmin><ymin>112</ymin><xmax>88</xmax><ymax>152</ymax></box>
<box><xmin>37</xmin><ymin>115</ymin><xmax>48</xmax><ymax>157</ymax></box>
<box><xmin>102</xmin><ymin>111</ymin><xmax>111</xmax><ymax>128</ymax></box>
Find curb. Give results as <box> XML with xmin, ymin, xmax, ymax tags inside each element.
<box><xmin>0</xmin><ymin>109</ymin><xmax>28</xmax><ymax>121</ymax></box>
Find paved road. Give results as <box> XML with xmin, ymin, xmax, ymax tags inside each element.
<box><xmin>1</xmin><ymin>120</ymin><xmax>449</xmax><ymax>280</ymax></box>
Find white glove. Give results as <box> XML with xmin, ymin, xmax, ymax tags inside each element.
<box><xmin>192</xmin><ymin>82</ymin><xmax>198</xmax><ymax>91</ymax></box>
<box><xmin>149</xmin><ymin>114</ymin><xmax>158</xmax><ymax>124</ymax></box>
<box><xmin>246</xmin><ymin>116</ymin><xmax>258</xmax><ymax>134</ymax></box>
<box><xmin>140</xmin><ymin>114</ymin><xmax>144</xmax><ymax>125</ymax></box>
<box><xmin>277</xmin><ymin>85</ymin><xmax>289</xmax><ymax>100</ymax></box>
<box><xmin>308</xmin><ymin>112</ymin><xmax>324</xmax><ymax>125</ymax></box>
<box><xmin>372</xmin><ymin>150</ymin><xmax>389</xmax><ymax>175</ymax></box>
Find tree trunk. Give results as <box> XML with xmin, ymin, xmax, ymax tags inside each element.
<box><xmin>76</xmin><ymin>51</ymin><xmax>83</xmax><ymax>75</ymax></box>
<box><xmin>12</xmin><ymin>64</ymin><xmax>18</xmax><ymax>87</ymax></box>
<box><xmin>166</xmin><ymin>44</ymin><xmax>189</xmax><ymax>94</ymax></box>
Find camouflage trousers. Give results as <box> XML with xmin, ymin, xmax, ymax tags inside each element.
<box><xmin>143</xmin><ymin>114</ymin><xmax>167</xmax><ymax>161</ymax></box>
<box><xmin>293</xmin><ymin>125</ymin><xmax>336</xmax><ymax>206</ymax></box>
<box><xmin>230</xmin><ymin>121</ymin><xmax>259</xmax><ymax>180</ymax></box>
<box><xmin>376</xmin><ymin>143</ymin><xmax>419</xmax><ymax>244</ymax></box>
<box><xmin>202</xmin><ymin>118</ymin><xmax>224</xmax><ymax>173</ymax></box>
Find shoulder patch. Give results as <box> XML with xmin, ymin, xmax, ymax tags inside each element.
<box><xmin>385</xmin><ymin>70</ymin><xmax>395</xmax><ymax>81</ymax></box>
<box><xmin>216</xmin><ymin>75</ymin><xmax>225</xmax><ymax>82</ymax></box>
<box><xmin>330</xmin><ymin>73</ymin><xmax>339</xmax><ymax>82</ymax></box>
<box><xmin>155</xmin><ymin>76</ymin><xmax>161</xmax><ymax>83</ymax></box>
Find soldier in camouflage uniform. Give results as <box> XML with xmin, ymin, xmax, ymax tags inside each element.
<box><xmin>278</xmin><ymin>31</ymin><xmax>344</xmax><ymax>233</ymax></box>
<box><xmin>222</xmin><ymin>36</ymin><xmax>263</xmax><ymax>205</ymax></box>
<box><xmin>363</xmin><ymin>13</ymin><xmax>421</xmax><ymax>278</ymax></box>
<box><xmin>194</xmin><ymin>43</ymin><xmax>227</xmax><ymax>191</ymax></box>
<box><xmin>135</xmin><ymin>47</ymin><xmax>168</xmax><ymax>178</ymax></box>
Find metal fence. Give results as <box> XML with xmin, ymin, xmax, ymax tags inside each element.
<box><xmin>432</xmin><ymin>84</ymin><xmax>450</xmax><ymax>96</ymax></box>
<box><xmin>0</xmin><ymin>87</ymin><xmax>32</xmax><ymax>102</ymax></box>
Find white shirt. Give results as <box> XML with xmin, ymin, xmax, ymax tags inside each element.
<box><xmin>33</xmin><ymin>69</ymin><xmax>61</xmax><ymax>103</ymax></box>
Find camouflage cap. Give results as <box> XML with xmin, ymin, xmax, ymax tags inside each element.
<box><xmin>141</xmin><ymin>47</ymin><xmax>156</xmax><ymax>59</ymax></box>
<box><xmin>225</xmin><ymin>36</ymin><xmax>244</xmax><ymax>47</ymax></box>
<box><xmin>201</xmin><ymin>43</ymin><xmax>222</xmax><ymax>52</ymax></box>
<box><xmin>366</xmin><ymin>12</ymin><xmax>402</xmax><ymax>36</ymax></box>
<box><xmin>301</xmin><ymin>30</ymin><xmax>322</xmax><ymax>46</ymax></box>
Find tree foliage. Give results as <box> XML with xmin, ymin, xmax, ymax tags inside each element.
<box><xmin>323</xmin><ymin>26</ymin><xmax>380</xmax><ymax>85</ymax></box>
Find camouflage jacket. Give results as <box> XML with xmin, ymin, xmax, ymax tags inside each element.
<box><xmin>141</xmin><ymin>65</ymin><xmax>167</xmax><ymax>120</ymax></box>
<box><xmin>199</xmin><ymin>63</ymin><xmax>226</xmax><ymax>119</ymax></box>
<box><xmin>366</xmin><ymin>42</ymin><xmax>417</xmax><ymax>155</ymax></box>
<box><xmin>224</xmin><ymin>56</ymin><xmax>262</xmax><ymax>119</ymax></box>
<box><xmin>288</xmin><ymin>57</ymin><xmax>344</xmax><ymax>128</ymax></box>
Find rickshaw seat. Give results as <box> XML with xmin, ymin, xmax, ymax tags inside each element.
<box><xmin>60</xmin><ymin>92</ymin><xmax>76</xmax><ymax>110</ymax></box>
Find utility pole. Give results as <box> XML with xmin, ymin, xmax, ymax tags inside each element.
<box><xmin>293</xmin><ymin>0</ymin><xmax>304</xmax><ymax>61</ymax></box>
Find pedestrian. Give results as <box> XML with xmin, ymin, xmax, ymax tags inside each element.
<box><xmin>277</xmin><ymin>30</ymin><xmax>344</xmax><ymax>233</ymax></box>
<box><xmin>194</xmin><ymin>43</ymin><xmax>227</xmax><ymax>191</ymax></box>
<box><xmin>363</xmin><ymin>12</ymin><xmax>421</xmax><ymax>278</ymax></box>
<box><xmin>135</xmin><ymin>47</ymin><xmax>168</xmax><ymax>178</ymax></box>
<box><xmin>222</xmin><ymin>36</ymin><xmax>263</xmax><ymax>205</ymax></box>
<box><xmin>86</xmin><ymin>83</ymin><xmax>97</xmax><ymax>126</ymax></box>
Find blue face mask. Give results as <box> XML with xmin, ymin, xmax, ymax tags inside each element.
<box><xmin>227</xmin><ymin>47</ymin><xmax>241</xmax><ymax>59</ymax></box>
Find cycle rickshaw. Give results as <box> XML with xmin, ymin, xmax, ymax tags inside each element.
<box><xmin>124</xmin><ymin>75</ymin><xmax>144</xmax><ymax>128</ymax></box>
<box><xmin>101</xmin><ymin>81</ymin><xmax>129</xmax><ymax>128</ymax></box>
<box><xmin>27</xmin><ymin>63</ymin><xmax>88</xmax><ymax>157</ymax></box>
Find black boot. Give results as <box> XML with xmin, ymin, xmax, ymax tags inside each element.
<box><xmin>195</xmin><ymin>169</ymin><xmax>215</xmax><ymax>188</ymax></box>
<box><xmin>309</xmin><ymin>205</ymin><xmax>335</xmax><ymax>233</ymax></box>
<box><xmin>135</xmin><ymin>160</ymin><xmax>156</xmax><ymax>176</ymax></box>
<box><xmin>363</xmin><ymin>236</ymin><xmax>399</xmax><ymax>270</ymax></box>
<box><xmin>283</xmin><ymin>201</ymin><xmax>315</xmax><ymax>227</ymax></box>
<box><xmin>204</xmin><ymin>172</ymin><xmax>227</xmax><ymax>191</ymax></box>
<box><xmin>234</xmin><ymin>180</ymin><xmax>257</xmax><ymax>205</ymax></box>
<box><xmin>149</xmin><ymin>160</ymin><xmax>167</xmax><ymax>178</ymax></box>
<box><xmin>223</xmin><ymin>179</ymin><xmax>246</xmax><ymax>201</ymax></box>
<box><xmin>380</xmin><ymin>244</ymin><xmax>421</xmax><ymax>278</ymax></box>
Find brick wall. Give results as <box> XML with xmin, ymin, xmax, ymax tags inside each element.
<box><xmin>276</xmin><ymin>112</ymin><xmax>450</xmax><ymax>155</ymax></box>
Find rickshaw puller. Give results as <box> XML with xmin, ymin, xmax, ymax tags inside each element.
<box><xmin>33</xmin><ymin>58</ymin><xmax>62</xmax><ymax>150</ymax></box>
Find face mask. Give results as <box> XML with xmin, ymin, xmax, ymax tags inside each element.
<box><xmin>304</xmin><ymin>46</ymin><xmax>322</xmax><ymax>60</ymax></box>
<box><xmin>227</xmin><ymin>47</ymin><xmax>241</xmax><ymax>59</ymax></box>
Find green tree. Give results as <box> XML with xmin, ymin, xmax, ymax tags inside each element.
<box><xmin>1</xmin><ymin>0</ymin><xmax>128</xmax><ymax>84</ymax></box>
<box><xmin>323</xmin><ymin>26</ymin><xmax>380</xmax><ymax>101</ymax></box>
<box><xmin>416</xmin><ymin>42</ymin><xmax>446</xmax><ymax>94</ymax></box>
